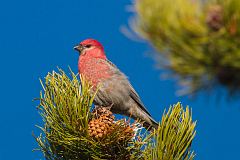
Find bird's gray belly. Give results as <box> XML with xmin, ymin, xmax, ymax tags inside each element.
<box><xmin>93</xmin><ymin>75</ymin><xmax>131</xmax><ymax>114</ymax></box>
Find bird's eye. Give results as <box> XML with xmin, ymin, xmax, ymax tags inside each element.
<box><xmin>85</xmin><ymin>44</ymin><xmax>91</xmax><ymax>48</ymax></box>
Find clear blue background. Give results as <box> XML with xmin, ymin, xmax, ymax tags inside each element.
<box><xmin>0</xmin><ymin>0</ymin><xmax>239</xmax><ymax>159</ymax></box>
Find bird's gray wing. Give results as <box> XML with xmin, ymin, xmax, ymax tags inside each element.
<box><xmin>106</xmin><ymin>59</ymin><xmax>152</xmax><ymax>117</ymax></box>
<box><xmin>129</xmin><ymin>85</ymin><xmax>152</xmax><ymax>116</ymax></box>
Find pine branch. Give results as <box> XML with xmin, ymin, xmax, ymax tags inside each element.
<box><xmin>34</xmin><ymin>68</ymin><xmax>196</xmax><ymax>160</ymax></box>
<box><xmin>132</xmin><ymin>0</ymin><xmax>240</xmax><ymax>96</ymax></box>
<box><xmin>143</xmin><ymin>103</ymin><xmax>196</xmax><ymax>160</ymax></box>
<box><xmin>34</xmin><ymin>68</ymin><xmax>144</xmax><ymax>160</ymax></box>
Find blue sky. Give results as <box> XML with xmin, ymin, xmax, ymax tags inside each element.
<box><xmin>0</xmin><ymin>0</ymin><xmax>240</xmax><ymax>159</ymax></box>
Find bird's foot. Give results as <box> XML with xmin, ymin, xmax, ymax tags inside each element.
<box><xmin>105</xmin><ymin>103</ymin><xmax>114</xmax><ymax>110</ymax></box>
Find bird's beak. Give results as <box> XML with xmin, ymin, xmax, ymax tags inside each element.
<box><xmin>73</xmin><ymin>44</ymin><xmax>84</xmax><ymax>54</ymax></box>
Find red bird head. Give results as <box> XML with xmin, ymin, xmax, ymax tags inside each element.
<box><xmin>74</xmin><ymin>39</ymin><xmax>106</xmax><ymax>59</ymax></box>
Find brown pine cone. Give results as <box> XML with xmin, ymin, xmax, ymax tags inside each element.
<box><xmin>206</xmin><ymin>4</ymin><xmax>223</xmax><ymax>31</ymax></box>
<box><xmin>88</xmin><ymin>107</ymin><xmax>115</xmax><ymax>139</ymax></box>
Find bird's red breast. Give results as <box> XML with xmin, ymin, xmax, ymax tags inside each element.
<box><xmin>78</xmin><ymin>46</ymin><xmax>112</xmax><ymax>87</ymax></box>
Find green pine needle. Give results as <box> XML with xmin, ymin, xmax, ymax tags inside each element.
<box><xmin>143</xmin><ymin>103</ymin><xmax>196</xmax><ymax>160</ymax></box>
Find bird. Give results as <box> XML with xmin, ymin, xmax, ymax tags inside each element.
<box><xmin>74</xmin><ymin>38</ymin><xmax>158</xmax><ymax>130</ymax></box>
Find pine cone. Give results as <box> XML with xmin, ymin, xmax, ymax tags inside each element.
<box><xmin>206</xmin><ymin>4</ymin><xmax>223</xmax><ymax>31</ymax></box>
<box><xmin>88</xmin><ymin>107</ymin><xmax>115</xmax><ymax>139</ymax></box>
<box><xmin>120</xmin><ymin>125</ymin><xmax>134</xmax><ymax>140</ymax></box>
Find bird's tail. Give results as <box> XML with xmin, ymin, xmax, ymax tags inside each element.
<box><xmin>126</xmin><ymin>98</ymin><xmax>159</xmax><ymax>131</ymax></box>
<box><xmin>142</xmin><ymin>117</ymin><xmax>159</xmax><ymax>132</ymax></box>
